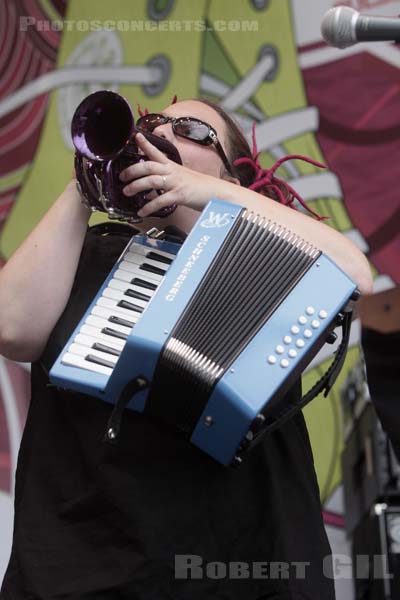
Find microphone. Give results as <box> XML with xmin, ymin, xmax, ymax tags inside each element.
<box><xmin>321</xmin><ymin>6</ymin><xmax>400</xmax><ymax>48</ymax></box>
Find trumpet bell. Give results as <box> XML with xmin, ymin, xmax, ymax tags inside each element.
<box><xmin>72</xmin><ymin>90</ymin><xmax>134</xmax><ymax>161</ymax></box>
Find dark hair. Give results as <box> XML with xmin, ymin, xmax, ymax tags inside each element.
<box><xmin>196</xmin><ymin>97</ymin><xmax>288</xmax><ymax>203</ymax></box>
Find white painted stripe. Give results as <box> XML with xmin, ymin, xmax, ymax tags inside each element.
<box><xmin>220</xmin><ymin>54</ymin><xmax>277</xmax><ymax>111</ymax></box>
<box><xmin>372</xmin><ymin>274</ymin><xmax>395</xmax><ymax>294</ymax></box>
<box><xmin>254</xmin><ymin>107</ymin><xmax>319</xmax><ymax>151</ymax></box>
<box><xmin>344</xmin><ymin>229</ymin><xmax>369</xmax><ymax>254</ymax></box>
<box><xmin>287</xmin><ymin>171</ymin><xmax>342</xmax><ymax>200</ymax></box>
<box><xmin>299</xmin><ymin>41</ymin><xmax>400</xmax><ymax>70</ymax></box>
<box><xmin>199</xmin><ymin>74</ymin><xmax>265</xmax><ymax>120</ymax></box>
<box><xmin>0</xmin><ymin>65</ymin><xmax>162</xmax><ymax>118</ymax></box>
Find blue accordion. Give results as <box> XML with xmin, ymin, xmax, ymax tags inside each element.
<box><xmin>50</xmin><ymin>199</ymin><xmax>358</xmax><ymax>465</ymax></box>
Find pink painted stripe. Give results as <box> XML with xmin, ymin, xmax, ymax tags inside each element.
<box><xmin>297</xmin><ymin>39</ymin><xmax>327</xmax><ymax>54</ymax></box>
<box><xmin>0</xmin><ymin>65</ymin><xmax>49</xmax><ymax>153</ymax></box>
<box><xmin>1</xmin><ymin>37</ymin><xmax>33</xmax><ymax>97</ymax></box>
<box><xmin>327</xmin><ymin>84</ymin><xmax>400</xmax><ymax>162</ymax></box>
<box><xmin>355</xmin><ymin>84</ymin><xmax>400</xmax><ymax>129</ymax></box>
<box><xmin>0</xmin><ymin>0</ymin><xmax>8</xmax><ymax>60</ymax></box>
<box><xmin>0</xmin><ymin>2</ymin><xmax>17</xmax><ymax>76</ymax></box>
<box><xmin>0</xmin><ymin>201</ymin><xmax>15</xmax><ymax>220</ymax></box>
<box><xmin>0</xmin><ymin>54</ymin><xmax>40</xmax><ymax>134</ymax></box>
<box><xmin>0</xmin><ymin>194</ymin><xmax>16</xmax><ymax>205</ymax></box>
<box><xmin>23</xmin><ymin>0</ymin><xmax>60</xmax><ymax>47</ymax></box>
<box><xmin>0</xmin><ymin>453</ymin><xmax>11</xmax><ymax>469</ymax></box>
<box><xmin>0</xmin><ymin>185</ymin><xmax>20</xmax><ymax>198</ymax></box>
<box><xmin>323</xmin><ymin>510</ymin><xmax>345</xmax><ymax>529</ymax></box>
<box><xmin>0</xmin><ymin>31</ymin><xmax>25</xmax><ymax>98</ymax></box>
<box><xmin>0</xmin><ymin>94</ymin><xmax>48</xmax><ymax>155</ymax></box>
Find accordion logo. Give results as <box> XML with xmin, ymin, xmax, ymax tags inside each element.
<box><xmin>200</xmin><ymin>211</ymin><xmax>231</xmax><ymax>229</ymax></box>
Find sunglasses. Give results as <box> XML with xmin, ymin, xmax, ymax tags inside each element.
<box><xmin>136</xmin><ymin>113</ymin><xmax>234</xmax><ymax>176</ymax></box>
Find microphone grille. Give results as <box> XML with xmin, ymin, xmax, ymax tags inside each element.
<box><xmin>321</xmin><ymin>6</ymin><xmax>359</xmax><ymax>49</ymax></box>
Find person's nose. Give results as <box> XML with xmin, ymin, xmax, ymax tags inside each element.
<box><xmin>152</xmin><ymin>121</ymin><xmax>174</xmax><ymax>142</ymax></box>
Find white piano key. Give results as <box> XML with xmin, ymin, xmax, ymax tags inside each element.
<box><xmin>125</xmin><ymin>251</ymin><xmax>170</xmax><ymax>272</ymax></box>
<box><xmin>75</xmin><ymin>333</ymin><xmax>123</xmax><ymax>352</ymax></box>
<box><xmin>113</xmin><ymin>267</ymin><xmax>134</xmax><ymax>283</ymax></box>
<box><xmin>90</xmin><ymin>305</ymin><xmax>138</xmax><ymax>325</ymax></box>
<box><xmin>61</xmin><ymin>352</ymin><xmax>113</xmax><ymax>376</ymax></box>
<box><xmin>107</xmin><ymin>278</ymin><xmax>155</xmax><ymax>297</ymax></box>
<box><xmin>118</xmin><ymin>260</ymin><xmax>163</xmax><ymax>283</ymax></box>
<box><xmin>68</xmin><ymin>343</ymin><xmax>119</xmax><ymax>365</ymax></box>
<box><xmin>79</xmin><ymin>324</ymin><xmax>126</xmax><ymax>350</ymax></box>
<box><xmin>85</xmin><ymin>314</ymin><xmax>133</xmax><ymax>334</ymax></box>
<box><xmin>102</xmin><ymin>286</ymin><xmax>148</xmax><ymax>308</ymax></box>
<box><xmin>129</xmin><ymin>242</ymin><xmax>175</xmax><ymax>260</ymax></box>
<box><xmin>113</xmin><ymin>268</ymin><xmax>160</xmax><ymax>291</ymax></box>
<box><xmin>96</xmin><ymin>297</ymin><xmax>143</xmax><ymax>319</ymax></box>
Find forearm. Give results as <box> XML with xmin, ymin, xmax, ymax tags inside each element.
<box><xmin>217</xmin><ymin>181</ymin><xmax>373</xmax><ymax>296</ymax></box>
<box><xmin>117</xmin><ymin>144</ymin><xmax>373</xmax><ymax>296</ymax></box>
<box><xmin>0</xmin><ymin>181</ymin><xmax>91</xmax><ymax>361</ymax></box>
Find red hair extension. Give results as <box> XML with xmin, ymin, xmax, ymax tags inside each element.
<box><xmin>137</xmin><ymin>104</ymin><xmax>149</xmax><ymax>117</ymax></box>
<box><xmin>234</xmin><ymin>123</ymin><xmax>328</xmax><ymax>221</ymax></box>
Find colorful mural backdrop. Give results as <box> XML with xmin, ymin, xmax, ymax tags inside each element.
<box><xmin>1</xmin><ymin>1</ymin><xmax>399</xmax><ymax>597</ymax></box>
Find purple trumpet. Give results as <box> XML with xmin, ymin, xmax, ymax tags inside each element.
<box><xmin>71</xmin><ymin>90</ymin><xmax>181</xmax><ymax>222</ymax></box>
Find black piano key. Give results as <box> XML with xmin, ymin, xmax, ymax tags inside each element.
<box><xmin>117</xmin><ymin>300</ymin><xmax>144</xmax><ymax>313</ymax></box>
<box><xmin>146</xmin><ymin>251</ymin><xmax>172</xmax><ymax>265</ymax></box>
<box><xmin>124</xmin><ymin>288</ymin><xmax>151</xmax><ymax>302</ymax></box>
<box><xmin>92</xmin><ymin>342</ymin><xmax>121</xmax><ymax>357</ymax></box>
<box><xmin>109</xmin><ymin>315</ymin><xmax>135</xmax><ymax>328</ymax></box>
<box><xmin>139</xmin><ymin>263</ymin><xmax>166</xmax><ymax>276</ymax></box>
<box><xmin>130</xmin><ymin>277</ymin><xmax>157</xmax><ymax>291</ymax></box>
<box><xmin>86</xmin><ymin>354</ymin><xmax>115</xmax><ymax>369</ymax></box>
<box><xmin>101</xmin><ymin>327</ymin><xmax>129</xmax><ymax>341</ymax></box>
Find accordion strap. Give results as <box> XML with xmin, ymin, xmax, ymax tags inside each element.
<box><xmin>103</xmin><ymin>375</ymin><xmax>149</xmax><ymax>443</ymax></box>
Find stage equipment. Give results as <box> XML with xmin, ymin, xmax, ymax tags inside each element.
<box><xmin>321</xmin><ymin>6</ymin><xmax>400</xmax><ymax>48</ymax></box>
<box><xmin>352</xmin><ymin>503</ymin><xmax>400</xmax><ymax>599</ymax></box>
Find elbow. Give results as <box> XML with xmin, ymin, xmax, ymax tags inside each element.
<box><xmin>0</xmin><ymin>326</ymin><xmax>43</xmax><ymax>363</ymax></box>
<box><xmin>351</xmin><ymin>254</ymin><xmax>374</xmax><ymax>298</ymax></box>
<box><xmin>358</xmin><ymin>273</ymin><xmax>374</xmax><ymax>297</ymax></box>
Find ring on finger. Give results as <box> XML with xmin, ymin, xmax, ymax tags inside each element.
<box><xmin>159</xmin><ymin>175</ymin><xmax>167</xmax><ymax>195</ymax></box>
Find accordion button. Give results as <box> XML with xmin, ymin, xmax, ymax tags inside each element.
<box><xmin>280</xmin><ymin>359</ymin><xmax>289</xmax><ymax>368</ymax></box>
<box><xmin>319</xmin><ymin>310</ymin><xmax>328</xmax><ymax>319</ymax></box>
<box><xmin>267</xmin><ymin>355</ymin><xmax>277</xmax><ymax>364</ymax></box>
<box><xmin>298</xmin><ymin>315</ymin><xmax>307</xmax><ymax>325</ymax></box>
<box><xmin>306</xmin><ymin>306</ymin><xmax>315</xmax><ymax>315</ymax></box>
<box><xmin>288</xmin><ymin>349</ymin><xmax>297</xmax><ymax>358</ymax></box>
<box><xmin>283</xmin><ymin>335</ymin><xmax>292</xmax><ymax>344</ymax></box>
<box><xmin>304</xmin><ymin>329</ymin><xmax>313</xmax><ymax>339</ymax></box>
<box><xmin>296</xmin><ymin>339</ymin><xmax>305</xmax><ymax>348</ymax></box>
<box><xmin>311</xmin><ymin>319</ymin><xmax>320</xmax><ymax>329</ymax></box>
<box><xmin>275</xmin><ymin>345</ymin><xmax>284</xmax><ymax>354</ymax></box>
<box><xmin>291</xmin><ymin>325</ymin><xmax>300</xmax><ymax>334</ymax></box>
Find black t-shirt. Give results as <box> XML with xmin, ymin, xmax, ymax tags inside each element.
<box><xmin>1</xmin><ymin>225</ymin><xmax>335</xmax><ymax>600</ymax></box>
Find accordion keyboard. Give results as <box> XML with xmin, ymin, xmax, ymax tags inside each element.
<box><xmin>60</xmin><ymin>242</ymin><xmax>176</xmax><ymax>376</ymax></box>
